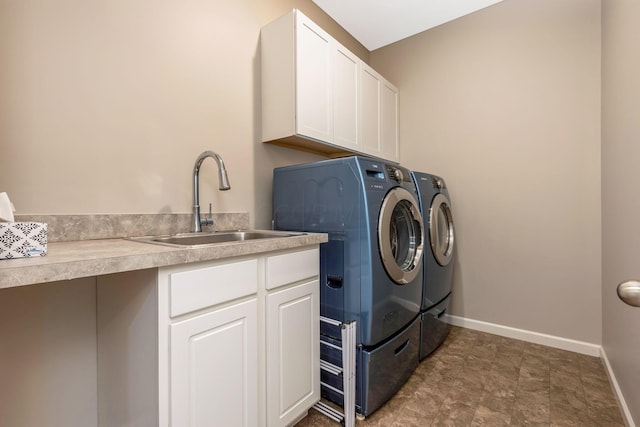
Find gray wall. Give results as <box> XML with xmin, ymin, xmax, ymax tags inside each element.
<box><xmin>0</xmin><ymin>1</ymin><xmax>367</xmax><ymax>425</ymax></box>
<box><xmin>3</xmin><ymin>0</ymin><xmax>638</xmax><ymax>423</ymax></box>
<box><xmin>0</xmin><ymin>0</ymin><xmax>368</xmax><ymax>229</ymax></box>
<box><xmin>370</xmin><ymin>0</ymin><xmax>602</xmax><ymax>345</ymax></box>
<box><xmin>602</xmin><ymin>0</ymin><xmax>640</xmax><ymax>423</ymax></box>
<box><xmin>0</xmin><ymin>279</ymin><xmax>97</xmax><ymax>426</ymax></box>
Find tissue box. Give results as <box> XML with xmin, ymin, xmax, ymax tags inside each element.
<box><xmin>0</xmin><ymin>222</ymin><xmax>47</xmax><ymax>259</ymax></box>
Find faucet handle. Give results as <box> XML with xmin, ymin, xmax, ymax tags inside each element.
<box><xmin>201</xmin><ymin>203</ymin><xmax>214</xmax><ymax>227</ymax></box>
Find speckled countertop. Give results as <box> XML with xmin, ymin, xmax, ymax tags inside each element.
<box><xmin>0</xmin><ymin>213</ymin><xmax>327</xmax><ymax>289</ymax></box>
<box><xmin>0</xmin><ymin>233</ymin><xmax>327</xmax><ymax>289</ymax></box>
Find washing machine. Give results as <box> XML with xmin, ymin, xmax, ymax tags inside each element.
<box><xmin>411</xmin><ymin>172</ymin><xmax>455</xmax><ymax>360</ymax></box>
<box><xmin>273</xmin><ymin>156</ymin><xmax>424</xmax><ymax>416</ymax></box>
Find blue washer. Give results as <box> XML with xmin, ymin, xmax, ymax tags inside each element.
<box><xmin>411</xmin><ymin>171</ymin><xmax>455</xmax><ymax>359</ymax></box>
<box><xmin>273</xmin><ymin>156</ymin><xmax>425</xmax><ymax>416</ymax></box>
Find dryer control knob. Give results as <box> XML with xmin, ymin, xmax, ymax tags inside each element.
<box><xmin>435</xmin><ymin>179</ymin><xmax>444</xmax><ymax>189</ymax></box>
<box><xmin>393</xmin><ymin>169</ymin><xmax>404</xmax><ymax>181</ymax></box>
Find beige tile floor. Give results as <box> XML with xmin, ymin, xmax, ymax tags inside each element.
<box><xmin>296</xmin><ymin>326</ymin><xmax>626</xmax><ymax>426</ymax></box>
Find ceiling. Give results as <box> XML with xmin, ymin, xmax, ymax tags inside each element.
<box><xmin>311</xmin><ymin>0</ymin><xmax>506</xmax><ymax>51</ymax></box>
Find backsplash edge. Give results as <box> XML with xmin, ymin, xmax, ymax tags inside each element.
<box><xmin>14</xmin><ymin>213</ymin><xmax>250</xmax><ymax>242</ymax></box>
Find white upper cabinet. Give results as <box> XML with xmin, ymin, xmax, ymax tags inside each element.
<box><xmin>332</xmin><ymin>42</ymin><xmax>360</xmax><ymax>152</ymax></box>
<box><xmin>295</xmin><ymin>14</ymin><xmax>333</xmax><ymax>143</ymax></box>
<box><xmin>360</xmin><ymin>64</ymin><xmax>381</xmax><ymax>156</ymax></box>
<box><xmin>380</xmin><ymin>80</ymin><xmax>399</xmax><ymax>161</ymax></box>
<box><xmin>261</xmin><ymin>9</ymin><xmax>399</xmax><ymax>163</ymax></box>
<box><xmin>360</xmin><ymin>63</ymin><xmax>399</xmax><ymax>162</ymax></box>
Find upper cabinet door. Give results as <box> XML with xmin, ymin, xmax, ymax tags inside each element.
<box><xmin>333</xmin><ymin>42</ymin><xmax>359</xmax><ymax>151</ymax></box>
<box><xmin>295</xmin><ymin>14</ymin><xmax>333</xmax><ymax>143</ymax></box>
<box><xmin>381</xmin><ymin>80</ymin><xmax>399</xmax><ymax>162</ymax></box>
<box><xmin>359</xmin><ymin>63</ymin><xmax>399</xmax><ymax>163</ymax></box>
<box><xmin>360</xmin><ymin>63</ymin><xmax>381</xmax><ymax>156</ymax></box>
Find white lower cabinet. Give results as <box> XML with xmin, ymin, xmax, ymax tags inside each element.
<box><xmin>170</xmin><ymin>298</ymin><xmax>258</xmax><ymax>427</ymax></box>
<box><xmin>266</xmin><ymin>280</ymin><xmax>319</xmax><ymax>426</ymax></box>
<box><xmin>97</xmin><ymin>246</ymin><xmax>320</xmax><ymax>427</ymax></box>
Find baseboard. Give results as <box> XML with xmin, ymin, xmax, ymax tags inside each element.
<box><xmin>600</xmin><ymin>347</ymin><xmax>636</xmax><ymax>427</ymax></box>
<box><xmin>444</xmin><ymin>314</ymin><xmax>601</xmax><ymax>356</ymax></box>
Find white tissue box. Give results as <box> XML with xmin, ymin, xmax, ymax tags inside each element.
<box><xmin>0</xmin><ymin>222</ymin><xmax>48</xmax><ymax>259</ymax></box>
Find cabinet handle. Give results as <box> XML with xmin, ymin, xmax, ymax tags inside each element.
<box><xmin>617</xmin><ymin>280</ymin><xmax>640</xmax><ymax>307</ymax></box>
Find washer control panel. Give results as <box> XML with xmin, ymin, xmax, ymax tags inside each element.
<box><xmin>386</xmin><ymin>165</ymin><xmax>411</xmax><ymax>183</ymax></box>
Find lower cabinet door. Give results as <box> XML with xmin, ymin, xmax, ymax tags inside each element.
<box><xmin>266</xmin><ymin>280</ymin><xmax>320</xmax><ymax>426</ymax></box>
<box><xmin>170</xmin><ymin>298</ymin><xmax>258</xmax><ymax>427</ymax></box>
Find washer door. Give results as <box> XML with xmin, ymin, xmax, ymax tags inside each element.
<box><xmin>378</xmin><ymin>187</ymin><xmax>424</xmax><ymax>285</ymax></box>
<box><xmin>430</xmin><ymin>193</ymin><xmax>454</xmax><ymax>266</ymax></box>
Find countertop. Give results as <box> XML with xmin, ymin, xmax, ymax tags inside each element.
<box><xmin>0</xmin><ymin>233</ymin><xmax>328</xmax><ymax>290</ymax></box>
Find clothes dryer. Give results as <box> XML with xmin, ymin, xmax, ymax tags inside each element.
<box><xmin>273</xmin><ymin>156</ymin><xmax>424</xmax><ymax>416</ymax></box>
<box><xmin>412</xmin><ymin>172</ymin><xmax>455</xmax><ymax>360</ymax></box>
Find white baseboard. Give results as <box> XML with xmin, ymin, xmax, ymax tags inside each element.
<box><xmin>600</xmin><ymin>347</ymin><xmax>636</xmax><ymax>427</ymax></box>
<box><xmin>444</xmin><ymin>314</ymin><xmax>601</xmax><ymax>356</ymax></box>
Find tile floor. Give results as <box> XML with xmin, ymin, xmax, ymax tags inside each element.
<box><xmin>295</xmin><ymin>326</ymin><xmax>626</xmax><ymax>426</ymax></box>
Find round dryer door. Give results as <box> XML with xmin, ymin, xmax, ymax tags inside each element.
<box><xmin>378</xmin><ymin>187</ymin><xmax>424</xmax><ymax>285</ymax></box>
<box><xmin>430</xmin><ymin>193</ymin><xmax>454</xmax><ymax>266</ymax></box>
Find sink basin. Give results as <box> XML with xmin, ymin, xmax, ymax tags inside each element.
<box><xmin>130</xmin><ymin>230</ymin><xmax>303</xmax><ymax>248</ymax></box>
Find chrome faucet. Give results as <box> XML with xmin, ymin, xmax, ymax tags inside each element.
<box><xmin>191</xmin><ymin>150</ymin><xmax>231</xmax><ymax>232</ymax></box>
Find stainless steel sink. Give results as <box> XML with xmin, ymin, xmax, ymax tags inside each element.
<box><xmin>129</xmin><ymin>230</ymin><xmax>303</xmax><ymax>248</ymax></box>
